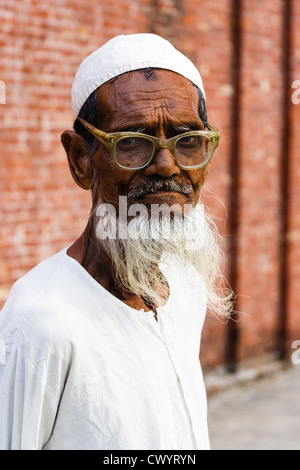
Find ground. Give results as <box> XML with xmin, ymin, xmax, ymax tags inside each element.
<box><xmin>207</xmin><ymin>365</ymin><xmax>300</xmax><ymax>450</ymax></box>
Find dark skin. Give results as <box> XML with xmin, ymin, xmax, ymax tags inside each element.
<box><xmin>61</xmin><ymin>70</ymin><xmax>209</xmax><ymax>312</ymax></box>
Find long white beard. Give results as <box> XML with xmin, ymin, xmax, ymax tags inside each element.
<box><xmin>93</xmin><ymin>202</ymin><xmax>233</xmax><ymax>318</ymax></box>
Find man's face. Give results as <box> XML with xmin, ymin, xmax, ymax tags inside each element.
<box><xmin>91</xmin><ymin>69</ymin><xmax>209</xmax><ymax>212</ymax></box>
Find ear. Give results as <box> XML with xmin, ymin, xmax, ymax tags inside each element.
<box><xmin>61</xmin><ymin>130</ymin><xmax>94</xmax><ymax>190</ymax></box>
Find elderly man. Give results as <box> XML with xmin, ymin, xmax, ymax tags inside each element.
<box><xmin>0</xmin><ymin>34</ymin><xmax>232</xmax><ymax>450</ymax></box>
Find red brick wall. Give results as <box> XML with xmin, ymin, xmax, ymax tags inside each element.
<box><xmin>237</xmin><ymin>0</ymin><xmax>284</xmax><ymax>360</ymax></box>
<box><xmin>0</xmin><ymin>0</ymin><xmax>299</xmax><ymax>371</ymax></box>
<box><xmin>287</xmin><ymin>0</ymin><xmax>300</xmax><ymax>358</ymax></box>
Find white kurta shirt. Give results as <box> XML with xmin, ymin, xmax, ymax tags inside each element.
<box><xmin>0</xmin><ymin>248</ymin><xmax>209</xmax><ymax>450</ymax></box>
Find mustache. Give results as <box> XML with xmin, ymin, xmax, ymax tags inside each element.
<box><xmin>127</xmin><ymin>178</ymin><xmax>193</xmax><ymax>200</ymax></box>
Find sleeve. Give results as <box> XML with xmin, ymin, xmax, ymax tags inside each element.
<box><xmin>0</xmin><ymin>335</ymin><xmax>70</xmax><ymax>450</ymax></box>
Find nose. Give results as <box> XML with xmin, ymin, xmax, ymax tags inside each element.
<box><xmin>144</xmin><ymin>147</ymin><xmax>180</xmax><ymax>178</ymax></box>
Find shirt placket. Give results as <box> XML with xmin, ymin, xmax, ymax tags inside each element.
<box><xmin>144</xmin><ymin>313</ymin><xmax>200</xmax><ymax>447</ymax></box>
<box><xmin>155</xmin><ymin>313</ymin><xmax>203</xmax><ymax>449</ymax></box>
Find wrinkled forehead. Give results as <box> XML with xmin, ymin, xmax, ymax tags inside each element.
<box><xmin>95</xmin><ymin>69</ymin><xmax>202</xmax><ymax>132</ymax></box>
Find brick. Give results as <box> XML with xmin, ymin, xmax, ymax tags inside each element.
<box><xmin>0</xmin><ymin>0</ymin><xmax>299</xmax><ymax>372</ymax></box>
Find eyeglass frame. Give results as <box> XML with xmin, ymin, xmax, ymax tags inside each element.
<box><xmin>77</xmin><ymin>117</ymin><xmax>220</xmax><ymax>171</ymax></box>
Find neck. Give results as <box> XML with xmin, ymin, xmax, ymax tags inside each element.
<box><xmin>67</xmin><ymin>225</ymin><xmax>163</xmax><ymax>312</ymax></box>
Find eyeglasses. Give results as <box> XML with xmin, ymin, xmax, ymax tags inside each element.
<box><xmin>77</xmin><ymin>117</ymin><xmax>219</xmax><ymax>171</ymax></box>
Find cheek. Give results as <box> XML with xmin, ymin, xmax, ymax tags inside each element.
<box><xmin>91</xmin><ymin>151</ymin><xmax>135</xmax><ymax>203</ymax></box>
<box><xmin>186</xmin><ymin>166</ymin><xmax>209</xmax><ymax>193</ymax></box>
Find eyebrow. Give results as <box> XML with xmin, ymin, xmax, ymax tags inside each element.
<box><xmin>108</xmin><ymin>124</ymin><xmax>146</xmax><ymax>133</ymax></box>
<box><xmin>127</xmin><ymin>126</ymin><xmax>147</xmax><ymax>133</ymax></box>
<box><xmin>110</xmin><ymin>120</ymin><xmax>204</xmax><ymax>134</ymax></box>
<box><xmin>173</xmin><ymin>123</ymin><xmax>196</xmax><ymax>133</ymax></box>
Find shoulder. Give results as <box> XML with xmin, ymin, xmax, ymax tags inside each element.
<box><xmin>0</xmin><ymin>249</ymin><xmax>77</xmax><ymax>360</ymax></box>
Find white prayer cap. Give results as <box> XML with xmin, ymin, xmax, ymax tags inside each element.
<box><xmin>72</xmin><ymin>33</ymin><xmax>205</xmax><ymax>118</ymax></box>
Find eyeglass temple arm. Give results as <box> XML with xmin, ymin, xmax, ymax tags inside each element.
<box><xmin>206</xmin><ymin>123</ymin><xmax>219</xmax><ymax>133</ymax></box>
<box><xmin>206</xmin><ymin>123</ymin><xmax>220</xmax><ymax>144</ymax></box>
<box><xmin>77</xmin><ymin>117</ymin><xmax>108</xmax><ymax>143</ymax></box>
<box><xmin>78</xmin><ymin>116</ymin><xmax>219</xmax><ymax>143</ymax></box>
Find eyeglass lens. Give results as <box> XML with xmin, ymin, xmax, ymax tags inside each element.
<box><xmin>115</xmin><ymin>136</ymin><xmax>153</xmax><ymax>168</ymax></box>
<box><xmin>115</xmin><ymin>134</ymin><xmax>211</xmax><ymax>169</ymax></box>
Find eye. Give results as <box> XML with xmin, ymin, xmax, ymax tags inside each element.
<box><xmin>177</xmin><ymin>135</ymin><xmax>197</xmax><ymax>146</ymax></box>
<box><xmin>118</xmin><ymin>137</ymin><xmax>141</xmax><ymax>149</ymax></box>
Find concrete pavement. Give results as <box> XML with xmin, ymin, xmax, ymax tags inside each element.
<box><xmin>206</xmin><ymin>364</ymin><xmax>300</xmax><ymax>450</ymax></box>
